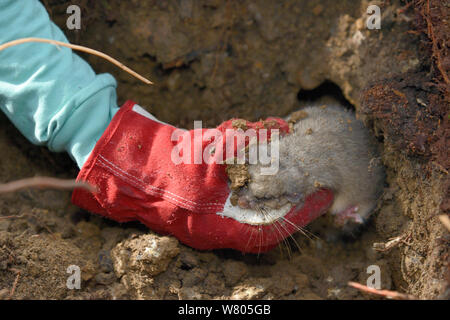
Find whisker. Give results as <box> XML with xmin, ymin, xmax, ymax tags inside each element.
<box><xmin>275</xmin><ymin>219</ymin><xmax>301</xmax><ymax>255</ymax></box>
<box><xmin>262</xmin><ymin>207</ymin><xmax>292</xmax><ymax>258</ymax></box>
<box><xmin>257</xmin><ymin>225</ymin><xmax>263</xmax><ymax>257</ymax></box>
<box><xmin>281</xmin><ymin>216</ymin><xmax>319</xmax><ymax>241</ymax></box>
<box><xmin>269</xmin><ymin>216</ymin><xmax>289</xmax><ymax>257</ymax></box>
<box><xmin>261</xmin><ymin>209</ymin><xmax>285</xmax><ymax>258</ymax></box>
<box><xmin>261</xmin><ymin>207</ymin><xmax>290</xmax><ymax>257</ymax></box>
<box><xmin>244</xmin><ymin>224</ymin><xmax>257</xmax><ymax>253</ymax></box>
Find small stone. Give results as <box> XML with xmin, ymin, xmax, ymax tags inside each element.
<box><xmin>111</xmin><ymin>234</ymin><xmax>180</xmax><ymax>277</ymax></box>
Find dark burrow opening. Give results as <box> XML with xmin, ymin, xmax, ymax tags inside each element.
<box><xmin>297</xmin><ymin>81</ymin><xmax>354</xmax><ymax>110</ymax></box>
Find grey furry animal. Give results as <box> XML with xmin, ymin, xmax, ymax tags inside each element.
<box><xmin>236</xmin><ymin>104</ymin><xmax>385</xmax><ymax>227</ymax></box>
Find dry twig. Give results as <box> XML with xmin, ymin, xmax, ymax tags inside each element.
<box><xmin>0</xmin><ymin>37</ymin><xmax>153</xmax><ymax>85</ymax></box>
<box><xmin>373</xmin><ymin>233</ymin><xmax>410</xmax><ymax>252</ymax></box>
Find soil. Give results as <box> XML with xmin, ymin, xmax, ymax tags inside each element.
<box><xmin>0</xmin><ymin>0</ymin><xmax>448</xmax><ymax>299</ymax></box>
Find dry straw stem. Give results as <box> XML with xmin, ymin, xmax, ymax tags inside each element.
<box><xmin>0</xmin><ymin>177</ymin><xmax>96</xmax><ymax>194</ymax></box>
<box><xmin>348</xmin><ymin>282</ymin><xmax>418</xmax><ymax>300</ymax></box>
<box><xmin>0</xmin><ymin>37</ymin><xmax>153</xmax><ymax>85</ymax></box>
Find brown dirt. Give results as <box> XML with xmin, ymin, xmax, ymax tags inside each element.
<box><xmin>0</xmin><ymin>0</ymin><xmax>448</xmax><ymax>299</ymax></box>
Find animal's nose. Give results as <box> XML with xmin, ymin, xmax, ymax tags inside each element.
<box><xmin>237</xmin><ymin>196</ymin><xmax>250</xmax><ymax>209</ymax></box>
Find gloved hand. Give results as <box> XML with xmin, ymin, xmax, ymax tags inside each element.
<box><xmin>72</xmin><ymin>101</ymin><xmax>334</xmax><ymax>253</ymax></box>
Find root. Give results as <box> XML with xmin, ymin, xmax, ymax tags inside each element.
<box><xmin>423</xmin><ymin>0</ymin><xmax>449</xmax><ymax>85</ymax></box>
<box><xmin>0</xmin><ymin>177</ymin><xmax>96</xmax><ymax>194</ymax></box>
<box><xmin>413</xmin><ymin>0</ymin><xmax>450</xmax><ymax>85</ymax></box>
<box><xmin>348</xmin><ymin>282</ymin><xmax>418</xmax><ymax>300</ymax></box>
<box><xmin>8</xmin><ymin>268</ymin><xmax>21</xmax><ymax>300</ymax></box>
<box><xmin>0</xmin><ymin>37</ymin><xmax>153</xmax><ymax>85</ymax></box>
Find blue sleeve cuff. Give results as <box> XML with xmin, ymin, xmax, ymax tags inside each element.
<box><xmin>0</xmin><ymin>0</ymin><xmax>119</xmax><ymax>168</ymax></box>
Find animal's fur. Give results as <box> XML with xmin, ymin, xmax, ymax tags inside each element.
<box><xmin>243</xmin><ymin>105</ymin><xmax>385</xmax><ymax>223</ymax></box>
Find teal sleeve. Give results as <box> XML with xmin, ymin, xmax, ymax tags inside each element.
<box><xmin>0</xmin><ymin>0</ymin><xmax>119</xmax><ymax>168</ymax></box>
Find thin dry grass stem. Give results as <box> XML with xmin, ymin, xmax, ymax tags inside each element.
<box><xmin>348</xmin><ymin>281</ymin><xmax>418</xmax><ymax>300</ymax></box>
<box><xmin>0</xmin><ymin>37</ymin><xmax>153</xmax><ymax>85</ymax></box>
<box><xmin>0</xmin><ymin>177</ymin><xmax>96</xmax><ymax>194</ymax></box>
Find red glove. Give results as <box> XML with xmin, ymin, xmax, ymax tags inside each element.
<box><xmin>72</xmin><ymin>101</ymin><xmax>333</xmax><ymax>253</ymax></box>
